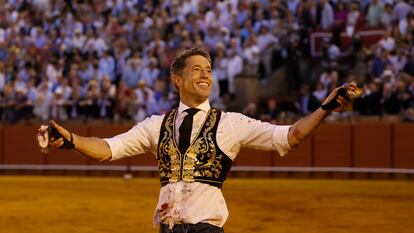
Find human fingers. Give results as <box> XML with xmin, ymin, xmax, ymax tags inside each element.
<box><xmin>49</xmin><ymin>120</ymin><xmax>70</xmax><ymax>139</ymax></box>
<box><xmin>50</xmin><ymin>137</ymin><xmax>64</xmax><ymax>148</ymax></box>
<box><xmin>334</xmin><ymin>95</ymin><xmax>349</xmax><ymax>112</ymax></box>
<box><xmin>322</xmin><ymin>87</ymin><xmax>339</xmax><ymax>106</ymax></box>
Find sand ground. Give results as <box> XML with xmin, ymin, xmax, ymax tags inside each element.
<box><xmin>0</xmin><ymin>176</ymin><xmax>413</xmax><ymax>233</ymax></box>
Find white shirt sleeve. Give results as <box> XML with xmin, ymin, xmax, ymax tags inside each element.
<box><xmin>224</xmin><ymin>112</ymin><xmax>291</xmax><ymax>158</ymax></box>
<box><xmin>104</xmin><ymin>115</ymin><xmax>163</xmax><ymax>161</ymax></box>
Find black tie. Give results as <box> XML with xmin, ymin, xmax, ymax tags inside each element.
<box><xmin>179</xmin><ymin>108</ymin><xmax>200</xmax><ymax>154</ymax></box>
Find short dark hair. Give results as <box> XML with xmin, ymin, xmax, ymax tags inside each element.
<box><xmin>170</xmin><ymin>47</ymin><xmax>212</xmax><ymax>76</ymax></box>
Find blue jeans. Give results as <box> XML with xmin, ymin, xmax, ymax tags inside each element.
<box><xmin>159</xmin><ymin>223</ymin><xmax>224</xmax><ymax>233</ymax></box>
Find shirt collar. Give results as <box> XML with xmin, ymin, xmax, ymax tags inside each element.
<box><xmin>178</xmin><ymin>99</ymin><xmax>210</xmax><ymax>113</ymax></box>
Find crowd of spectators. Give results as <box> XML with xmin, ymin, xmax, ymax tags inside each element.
<box><xmin>241</xmin><ymin>0</ymin><xmax>414</xmax><ymax>124</ymax></box>
<box><xmin>0</xmin><ymin>0</ymin><xmax>414</xmax><ymax>125</ymax></box>
<box><xmin>305</xmin><ymin>0</ymin><xmax>414</xmax><ymax>123</ymax></box>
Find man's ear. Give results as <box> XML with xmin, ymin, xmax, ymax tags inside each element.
<box><xmin>171</xmin><ymin>74</ymin><xmax>181</xmax><ymax>87</ymax></box>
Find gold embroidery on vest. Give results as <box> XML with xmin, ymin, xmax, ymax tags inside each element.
<box><xmin>158</xmin><ymin>108</ymin><xmax>226</xmax><ymax>184</ymax></box>
<box><xmin>183</xmin><ymin>109</ymin><xmax>222</xmax><ymax>181</ymax></box>
<box><xmin>158</xmin><ymin>109</ymin><xmax>180</xmax><ymax>182</ymax></box>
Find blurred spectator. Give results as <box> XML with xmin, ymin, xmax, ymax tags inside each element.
<box><xmin>295</xmin><ymin>84</ymin><xmax>320</xmax><ymax>116</ymax></box>
<box><xmin>381</xmin><ymin>3</ymin><xmax>394</xmax><ymax>31</ymax></box>
<box><xmin>122</xmin><ymin>57</ymin><xmax>142</xmax><ymax>89</ymax></box>
<box><xmin>134</xmin><ymin>79</ymin><xmax>155</xmax><ymax>117</ymax></box>
<box><xmin>312</xmin><ymin>80</ymin><xmax>328</xmax><ymax>102</ymax></box>
<box><xmin>99</xmin><ymin>50</ymin><xmax>116</xmax><ymax>82</ymax></box>
<box><xmin>346</xmin><ymin>2</ymin><xmax>361</xmax><ymax>28</ymax></box>
<box><xmin>259</xmin><ymin>98</ymin><xmax>282</xmax><ymax>123</ymax></box>
<box><xmin>72</xmin><ymin>28</ymin><xmax>86</xmax><ymax>50</ymax></box>
<box><xmin>99</xmin><ymin>75</ymin><xmax>116</xmax><ymax>119</ymax></box>
<box><xmin>367</xmin><ymin>0</ymin><xmax>384</xmax><ymax>28</ymax></box>
<box><xmin>77</xmin><ymin>61</ymin><xmax>93</xmax><ymax>85</ymax></box>
<box><xmin>209</xmin><ymin>71</ymin><xmax>221</xmax><ymax>107</ymax></box>
<box><xmin>114</xmin><ymin>38</ymin><xmax>132</xmax><ymax>81</ymax></box>
<box><xmin>153</xmin><ymin>91</ymin><xmax>173</xmax><ymax>115</ymax></box>
<box><xmin>323</xmin><ymin>39</ymin><xmax>341</xmax><ymax>67</ymax></box>
<box><xmin>402</xmin><ymin>54</ymin><xmax>414</xmax><ymax>77</ymax></box>
<box><xmin>381</xmin><ymin>69</ymin><xmax>397</xmax><ymax>87</ymax></box>
<box><xmin>13</xmin><ymin>86</ymin><xmax>33</xmax><ymax>123</ymax></box>
<box><xmin>254</xmin><ymin>10</ymin><xmax>270</xmax><ymax>34</ymax></box>
<box><xmin>50</xmin><ymin>87</ymin><xmax>69</xmax><ymax>121</ymax></box>
<box><xmin>381</xmin><ymin>82</ymin><xmax>402</xmax><ymax>114</ymax></box>
<box><xmin>78</xmin><ymin>80</ymin><xmax>100</xmax><ymax>121</ymax></box>
<box><xmin>320</xmin><ymin>0</ymin><xmax>335</xmax><ymax>30</ymax></box>
<box><xmin>378</xmin><ymin>30</ymin><xmax>396</xmax><ymax>52</ymax></box>
<box><xmin>372</xmin><ymin>49</ymin><xmax>391</xmax><ymax>78</ymax></box>
<box><xmin>389</xmin><ymin>49</ymin><xmax>407</xmax><ymax>74</ymax></box>
<box><xmin>403</xmin><ymin>107</ymin><xmax>414</xmax><ymax>121</ymax></box>
<box><xmin>141</xmin><ymin>57</ymin><xmax>160</xmax><ymax>88</ymax></box>
<box><xmin>398</xmin><ymin>13</ymin><xmax>414</xmax><ymax>37</ymax></box>
<box><xmin>45</xmin><ymin>58</ymin><xmax>63</xmax><ymax>85</ymax></box>
<box><xmin>333</xmin><ymin>0</ymin><xmax>348</xmax><ymax>31</ymax></box>
<box><xmin>395</xmin><ymin>79</ymin><xmax>412</xmax><ymax>108</ymax></box>
<box><xmin>33</xmin><ymin>82</ymin><xmax>52</xmax><ymax>122</ymax></box>
<box><xmin>0</xmin><ymin>62</ymin><xmax>5</xmax><ymax>92</ymax></box>
<box><xmin>227</xmin><ymin>48</ymin><xmax>243</xmax><ymax>97</ymax></box>
<box><xmin>242</xmin><ymin>102</ymin><xmax>258</xmax><ymax>119</ymax></box>
<box><xmin>204</xmin><ymin>26</ymin><xmax>221</xmax><ymax>50</ymax></box>
<box><xmin>320</xmin><ymin>67</ymin><xmax>339</xmax><ymax>90</ymax></box>
<box><xmin>242</xmin><ymin>35</ymin><xmax>260</xmax><ymax>75</ymax></box>
<box><xmin>257</xmin><ymin>25</ymin><xmax>278</xmax><ymax>80</ymax></box>
<box><xmin>212</xmin><ymin>43</ymin><xmax>228</xmax><ymax>96</ymax></box>
<box><xmin>287</xmin><ymin>0</ymin><xmax>301</xmax><ymax>16</ymax></box>
<box><xmin>393</xmin><ymin>0</ymin><xmax>413</xmax><ymax>22</ymax></box>
<box><xmin>358</xmin><ymin>80</ymin><xmax>383</xmax><ymax>115</ymax></box>
<box><xmin>84</xmin><ymin>30</ymin><xmax>108</xmax><ymax>57</ymax></box>
<box><xmin>286</xmin><ymin>40</ymin><xmax>302</xmax><ymax>93</ymax></box>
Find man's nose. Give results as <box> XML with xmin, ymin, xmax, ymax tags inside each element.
<box><xmin>200</xmin><ymin>70</ymin><xmax>209</xmax><ymax>78</ymax></box>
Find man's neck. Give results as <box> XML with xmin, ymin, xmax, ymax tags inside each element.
<box><xmin>179</xmin><ymin>99</ymin><xmax>210</xmax><ymax>112</ymax></box>
<box><xmin>180</xmin><ymin>98</ymin><xmax>208</xmax><ymax>108</ymax></box>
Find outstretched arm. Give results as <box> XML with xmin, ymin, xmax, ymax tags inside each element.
<box><xmin>287</xmin><ymin>87</ymin><xmax>349</xmax><ymax>148</ymax></box>
<box><xmin>48</xmin><ymin>120</ymin><xmax>112</xmax><ymax>161</ymax></box>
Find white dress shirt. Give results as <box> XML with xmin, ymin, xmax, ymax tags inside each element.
<box><xmin>104</xmin><ymin>100</ymin><xmax>291</xmax><ymax>228</ymax></box>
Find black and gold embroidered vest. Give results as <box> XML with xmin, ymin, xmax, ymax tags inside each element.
<box><xmin>156</xmin><ymin>108</ymin><xmax>232</xmax><ymax>188</ymax></box>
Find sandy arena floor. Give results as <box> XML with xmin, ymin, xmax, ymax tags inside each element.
<box><xmin>0</xmin><ymin>176</ymin><xmax>413</xmax><ymax>233</ymax></box>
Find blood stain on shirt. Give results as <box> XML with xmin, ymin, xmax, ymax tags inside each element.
<box><xmin>161</xmin><ymin>202</ymin><xmax>169</xmax><ymax>210</ymax></box>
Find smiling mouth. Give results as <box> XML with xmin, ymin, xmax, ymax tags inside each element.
<box><xmin>196</xmin><ymin>82</ymin><xmax>210</xmax><ymax>87</ymax></box>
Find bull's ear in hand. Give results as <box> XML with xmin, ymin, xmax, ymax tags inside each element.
<box><xmin>36</xmin><ymin>123</ymin><xmax>75</xmax><ymax>153</ymax></box>
<box><xmin>36</xmin><ymin>124</ymin><xmax>50</xmax><ymax>154</ymax></box>
<box><xmin>321</xmin><ymin>81</ymin><xmax>363</xmax><ymax>111</ymax></box>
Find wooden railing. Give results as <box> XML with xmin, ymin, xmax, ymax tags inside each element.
<box><xmin>0</xmin><ymin>121</ymin><xmax>413</xmax><ymax>178</ymax></box>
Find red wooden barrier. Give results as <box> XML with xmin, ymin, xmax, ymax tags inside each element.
<box><xmin>275</xmin><ymin>139</ymin><xmax>312</xmax><ymax>167</ymax></box>
<box><xmin>3</xmin><ymin>125</ymin><xmax>44</xmax><ymax>165</ymax></box>
<box><xmin>2</xmin><ymin>125</ymin><xmax>45</xmax><ymax>175</ymax></box>
<box><xmin>234</xmin><ymin>148</ymin><xmax>273</xmax><ymax>166</ymax></box>
<box><xmin>353</xmin><ymin>123</ymin><xmax>392</xmax><ymax>168</ymax></box>
<box><xmin>0</xmin><ymin>126</ymin><xmax>3</xmax><ymax>164</ymax></box>
<box><xmin>393</xmin><ymin>123</ymin><xmax>414</xmax><ymax>168</ymax></box>
<box><xmin>1</xmin><ymin>122</ymin><xmax>414</xmax><ymax>178</ymax></box>
<box><xmin>313</xmin><ymin>123</ymin><xmax>352</xmax><ymax>167</ymax></box>
<box><xmin>129</xmin><ymin>153</ymin><xmax>157</xmax><ymax>166</ymax></box>
<box><xmin>233</xmin><ymin>148</ymin><xmax>273</xmax><ymax>177</ymax></box>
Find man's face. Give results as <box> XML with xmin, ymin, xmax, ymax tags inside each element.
<box><xmin>173</xmin><ymin>55</ymin><xmax>213</xmax><ymax>105</ymax></box>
